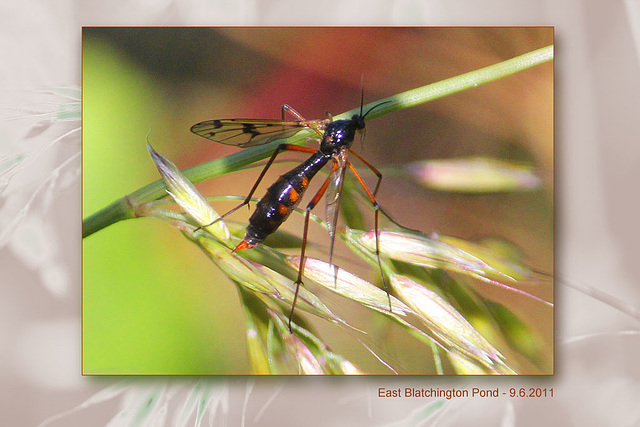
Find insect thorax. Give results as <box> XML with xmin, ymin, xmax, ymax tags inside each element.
<box><xmin>320</xmin><ymin>119</ymin><xmax>359</xmax><ymax>154</ymax></box>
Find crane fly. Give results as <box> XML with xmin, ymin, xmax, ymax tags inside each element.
<box><xmin>190</xmin><ymin>94</ymin><xmax>392</xmax><ymax>331</ymax></box>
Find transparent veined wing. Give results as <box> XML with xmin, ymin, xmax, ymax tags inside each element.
<box><xmin>325</xmin><ymin>150</ymin><xmax>349</xmax><ymax>265</ymax></box>
<box><xmin>190</xmin><ymin>118</ymin><xmax>325</xmax><ymax>147</ymax></box>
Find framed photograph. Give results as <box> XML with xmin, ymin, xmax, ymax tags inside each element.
<box><xmin>82</xmin><ymin>27</ymin><xmax>553</xmax><ymax>375</ymax></box>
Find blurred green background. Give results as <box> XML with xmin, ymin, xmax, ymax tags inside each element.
<box><xmin>82</xmin><ymin>28</ymin><xmax>553</xmax><ymax>374</ymax></box>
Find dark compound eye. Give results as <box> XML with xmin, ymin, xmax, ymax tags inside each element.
<box><xmin>352</xmin><ymin>115</ymin><xmax>366</xmax><ymax>130</ymax></box>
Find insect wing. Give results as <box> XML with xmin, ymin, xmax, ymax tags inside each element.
<box><xmin>325</xmin><ymin>150</ymin><xmax>348</xmax><ymax>244</ymax></box>
<box><xmin>190</xmin><ymin>119</ymin><xmax>324</xmax><ymax>147</ymax></box>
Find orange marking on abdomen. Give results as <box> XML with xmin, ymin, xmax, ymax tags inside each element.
<box><xmin>277</xmin><ymin>203</ymin><xmax>289</xmax><ymax>215</ymax></box>
<box><xmin>289</xmin><ymin>188</ymin><xmax>299</xmax><ymax>203</ymax></box>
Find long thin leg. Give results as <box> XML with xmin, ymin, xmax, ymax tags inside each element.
<box><xmin>348</xmin><ymin>149</ymin><xmax>422</xmax><ymax>233</ymax></box>
<box><xmin>348</xmin><ymin>149</ymin><xmax>383</xmax><ymax>196</ymax></box>
<box><xmin>195</xmin><ymin>143</ymin><xmax>317</xmax><ymax>231</ymax></box>
<box><xmin>282</xmin><ymin>104</ymin><xmax>324</xmax><ymax>138</ymax></box>
<box><xmin>288</xmin><ymin>162</ymin><xmax>339</xmax><ymax>332</ymax></box>
<box><xmin>346</xmin><ymin>161</ymin><xmax>392</xmax><ymax>313</ymax></box>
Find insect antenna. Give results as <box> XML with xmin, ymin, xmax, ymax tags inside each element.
<box><xmin>359</xmin><ymin>99</ymin><xmax>392</xmax><ymax>151</ymax></box>
<box><xmin>362</xmin><ymin>100</ymin><xmax>392</xmax><ymax>120</ymax></box>
<box><xmin>359</xmin><ymin>75</ymin><xmax>365</xmax><ymax>117</ymax></box>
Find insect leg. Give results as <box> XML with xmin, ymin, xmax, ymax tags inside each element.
<box><xmin>348</xmin><ymin>149</ymin><xmax>383</xmax><ymax>196</ymax></box>
<box><xmin>282</xmin><ymin>104</ymin><xmax>324</xmax><ymax>138</ymax></box>
<box><xmin>348</xmin><ymin>149</ymin><xmax>422</xmax><ymax>233</ymax></box>
<box><xmin>195</xmin><ymin>144</ymin><xmax>317</xmax><ymax>231</ymax></box>
<box><xmin>281</xmin><ymin>104</ymin><xmax>306</xmax><ymax>120</ymax></box>
<box><xmin>345</xmin><ymin>161</ymin><xmax>392</xmax><ymax>312</ymax></box>
<box><xmin>288</xmin><ymin>162</ymin><xmax>340</xmax><ymax>332</ymax></box>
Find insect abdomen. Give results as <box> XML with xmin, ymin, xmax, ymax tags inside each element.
<box><xmin>241</xmin><ymin>153</ymin><xmax>328</xmax><ymax>247</ymax></box>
